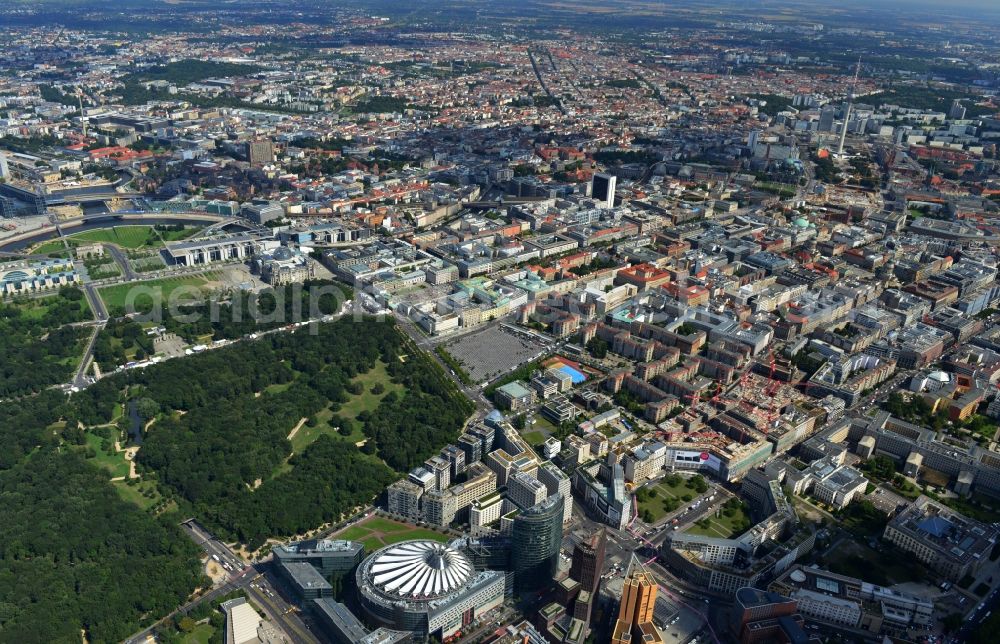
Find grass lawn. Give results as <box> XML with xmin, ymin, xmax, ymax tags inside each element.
<box><xmin>337</xmin><ymin>360</ymin><xmax>403</xmax><ymax>420</ymax></box>
<box><xmin>363</xmin><ymin>517</ymin><xmax>413</xmax><ymax>533</ymax></box>
<box><xmin>528</xmin><ymin>414</ymin><xmax>558</xmax><ymax>435</ymax></box>
<box><xmin>338</xmin><ymin>525</ymin><xmax>373</xmax><ymax>541</ymax></box>
<box><xmin>637</xmin><ymin>476</ymin><xmax>702</xmax><ymax>522</ymax></box>
<box><xmin>334</xmin><ymin>516</ymin><xmax>450</xmax><ymax>553</ymax></box>
<box><xmin>109</xmin><ymin>401</ymin><xmax>127</xmax><ymax>423</ymax></box>
<box><xmin>180</xmin><ymin>623</ymin><xmax>215</xmax><ymax>644</ymax></box>
<box><xmin>80</xmin><ymin>431</ymin><xmax>129</xmax><ymax>478</ymax></box>
<box><xmin>34</xmin><ymin>225</ymin><xmax>202</xmax><ymax>253</ymax></box>
<box><xmin>358</xmin><ymin>531</ymin><xmax>448</xmax><ymax>552</ymax></box>
<box><xmin>33</xmin><ymin>239</ymin><xmax>74</xmax><ymax>255</ymax></box>
<box><xmin>378</xmin><ymin>528</ymin><xmax>451</xmax><ymax>546</ymax></box>
<box><xmin>686</xmin><ymin>503</ymin><xmax>750</xmax><ymax>539</ymax></box>
<box><xmin>107</xmin><ymin>333</ymin><xmax>141</xmax><ymax>361</ymax></box>
<box><xmin>522</xmin><ymin>430</ymin><xmax>545</xmax><ymax>446</ymax></box>
<box><xmin>159</xmin><ymin>227</ymin><xmax>202</xmax><ymax>242</ymax></box>
<box><xmin>98</xmin><ymin>273</ymin><xmax>215</xmax><ymax>313</ymax></box>
<box><xmin>272</xmin><ymin>360</ymin><xmax>400</xmax><ymax>477</ymax></box>
<box><xmin>266</xmin><ymin>381</ymin><xmax>294</xmax><ymax>395</ymax></box>
<box><xmin>283</xmin><ymin>360</ymin><xmax>400</xmax><ymax>460</ymax></box>
<box><xmin>112</xmin><ymin>479</ymin><xmax>165</xmax><ymax>511</ymax></box>
<box><xmin>14</xmin><ymin>289</ymin><xmax>94</xmax><ymax>321</ymax></box>
<box><xmin>76</xmin><ymin>226</ymin><xmax>158</xmax><ymax>248</ymax></box>
<box><xmin>288</xmin><ymin>407</ymin><xmax>366</xmax><ymax>455</ymax></box>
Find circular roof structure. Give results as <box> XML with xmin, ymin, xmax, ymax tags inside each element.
<box><xmin>793</xmin><ymin>217</ymin><xmax>809</xmax><ymax>228</ymax></box>
<box><xmin>368</xmin><ymin>541</ymin><xmax>473</xmax><ymax>599</ymax></box>
<box><xmin>1</xmin><ymin>270</ymin><xmax>29</xmax><ymax>283</ymax></box>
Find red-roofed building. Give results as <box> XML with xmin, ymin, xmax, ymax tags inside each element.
<box><xmin>663</xmin><ymin>283</ymin><xmax>710</xmax><ymax>307</ymax></box>
<box><xmin>87</xmin><ymin>146</ymin><xmax>153</xmax><ymax>165</ymax></box>
<box><xmin>615</xmin><ymin>263</ymin><xmax>670</xmax><ymax>292</ymax></box>
<box><xmin>557</xmin><ymin>251</ymin><xmax>594</xmax><ymax>270</ymax></box>
<box><xmin>530</xmin><ymin>265</ymin><xmax>559</xmax><ymax>282</ymax></box>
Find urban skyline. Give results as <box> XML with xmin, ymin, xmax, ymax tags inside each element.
<box><xmin>2</xmin><ymin>1</ymin><xmax>1000</xmax><ymax>643</ymax></box>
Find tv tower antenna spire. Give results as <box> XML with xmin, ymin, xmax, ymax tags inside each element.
<box><xmin>837</xmin><ymin>57</ymin><xmax>861</xmax><ymax>157</ymax></box>
<box><xmin>76</xmin><ymin>87</ymin><xmax>88</xmax><ymax>138</ymax></box>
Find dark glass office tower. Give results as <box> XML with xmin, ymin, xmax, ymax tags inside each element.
<box><xmin>591</xmin><ymin>173</ymin><xmax>617</xmax><ymax>208</ymax></box>
<box><xmin>570</xmin><ymin>527</ymin><xmax>606</xmax><ymax>595</ymax></box>
<box><xmin>511</xmin><ymin>494</ymin><xmax>564</xmax><ymax>592</ymax></box>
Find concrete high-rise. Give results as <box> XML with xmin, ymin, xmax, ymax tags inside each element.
<box><xmin>948</xmin><ymin>99</ymin><xmax>967</xmax><ymax>121</ymax></box>
<box><xmin>611</xmin><ymin>555</ymin><xmax>662</xmax><ymax>644</ymax></box>
<box><xmin>818</xmin><ymin>107</ymin><xmax>835</xmax><ymax>133</ymax></box>
<box><xmin>570</xmin><ymin>527</ymin><xmax>606</xmax><ymax>596</ymax></box>
<box><xmin>591</xmin><ymin>173</ymin><xmax>616</xmax><ymax>209</ymax></box>
<box><xmin>570</xmin><ymin>527</ymin><xmax>606</xmax><ymax>629</ymax></box>
<box><xmin>247</xmin><ymin>138</ymin><xmax>275</xmax><ymax>165</ymax></box>
<box><xmin>511</xmin><ymin>494</ymin><xmax>564</xmax><ymax>592</ymax></box>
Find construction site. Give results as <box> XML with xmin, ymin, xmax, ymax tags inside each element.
<box><xmin>652</xmin><ymin>364</ymin><xmax>818</xmax><ymax>482</ymax></box>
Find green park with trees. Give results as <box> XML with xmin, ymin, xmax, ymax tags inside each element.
<box><xmin>0</xmin><ymin>314</ymin><xmax>474</xmax><ymax>642</ymax></box>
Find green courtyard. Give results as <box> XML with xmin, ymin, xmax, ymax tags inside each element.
<box><xmin>686</xmin><ymin>499</ymin><xmax>752</xmax><ymax>539</ymax></box>
<box><xmin>636</xmin><ymin>474</ymin><xmax>709</xmax><ymax>523</ymax></box>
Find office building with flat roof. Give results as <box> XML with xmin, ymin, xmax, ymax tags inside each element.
<box><xmin>770</xmin><ymin>565</ymin><xmax>933</xmax><ymax>637</ymax></box>
<box><xmin>278</xmin><ymin>560</ymin><xmax>334</xmax><ymax>601</ymax></box>
<box><xmin>273</xmin><ymin>539</ymin><xmax>365</xmax><ymax>577</ymax></box>
<box><xmin>731</xmin><ymin>587</ymin><xmax>807</xmax><ymax>644</ymax></box>
<box><xmin>883</xmin><ymin>495</ymin><xmax>998</xmax><ymax>582</ymax></box>
<box><xmin>572</xmin><ymin>460</ymin><xmax>632</xmax><ymax>530</ymax></box>
<box><xmin>591</xmin><ymin>173</ymin><xmax>617</xmax><ymax>209</ymax></box>
<box><xmin>537</xmin><ymin>461</ymin><xmax>573</xmax><ymax>524</ymax></box>
<box><xmin>221</xmin><ymin>597</ymin><xmax>263</xmax><ymax>644</ymax></box>
<box><xmin>495</xmin><ymin>381</ymin><xmax>535</xmax><ymax>412</ymax></box>
<box><xmin>508</xmin><ymin>471</ymin><xmax>548</xmax><ymax>511</ymax></box>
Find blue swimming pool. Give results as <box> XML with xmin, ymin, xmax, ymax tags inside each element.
<box><xmin>558</xmin><ymin>364</ymin><xmax>587</xmax><ymax>384</ymax></box>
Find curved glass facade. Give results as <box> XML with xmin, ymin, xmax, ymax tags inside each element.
<box><xmin>511</xmin><ymin>494</ymin><xmax>564</xmax><ymax>591</ymax></box>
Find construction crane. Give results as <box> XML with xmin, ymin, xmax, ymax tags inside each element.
<box><xmin>765</xmin><ymin>350</ymin><xmax>781</xmax><ymax>397</ymax></box>
<box><xmin>682</xmin><ymin>389</ymin><xmax>700</xmax><ymax>413</ymax></box>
